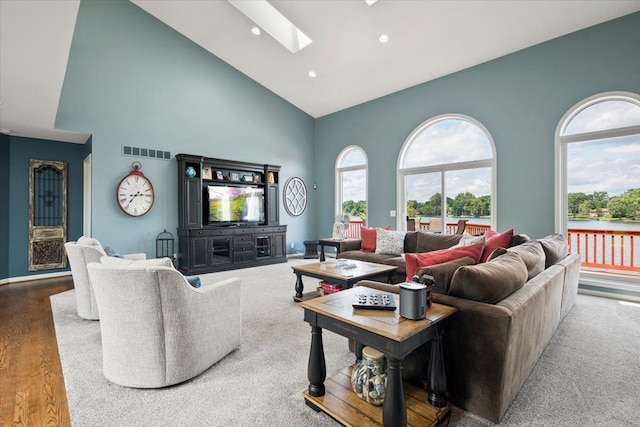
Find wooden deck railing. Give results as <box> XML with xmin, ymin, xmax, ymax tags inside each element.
<box><xmin>568</xmin><ymin>228</ymin><xmax>640</xmax><ymax>273</ymax></box>
<box><xmin>345</xmin><ymin>219</ymin><xmax>640</xmax><ymax>273</ymax></box>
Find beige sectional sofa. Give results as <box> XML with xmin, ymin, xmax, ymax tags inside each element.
<box><xmin>349</xmin><ymin>232</ymin><xmax>580</xmax><ymax>422</ymax></box>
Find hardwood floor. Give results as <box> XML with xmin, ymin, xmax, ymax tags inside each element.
<box><xmin>0</xmin><ymin>277</ymin><xmax>73</xmax><ymax>427</ymax></box>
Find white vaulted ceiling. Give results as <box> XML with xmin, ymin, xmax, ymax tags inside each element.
<box><xmin>2</xmin><ymin>0</ymin><xmax>640</xmax><ymax>143</ymax></box>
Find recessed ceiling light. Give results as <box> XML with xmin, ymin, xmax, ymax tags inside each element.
<box><xmin>365</xmin><ymin>0</ymin><xmax>378</xmax><ymax>5</ymax></box>
<box><xmin>379</xmin><ymin>34</ymin><xmax>389</xmax><ymax>44</ymax></box>
<box><xmin>308</xmin><ymin>71</ymin><xmax>317</xmax><ymax>78</ymax></box>
<box><xmin>251</xmin><ymin>26</ymin><xmax>261</xmax><ymax>36</ymax></box>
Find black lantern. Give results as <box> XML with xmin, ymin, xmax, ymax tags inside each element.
<box><xmin>156</xmin><ymin>229</ymin><xmax>175</xmax><ymax>262</ymax></box>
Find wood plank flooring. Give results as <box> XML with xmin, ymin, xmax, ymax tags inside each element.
<box><xmin>0</xmin><ymin>277</ymin><xmax>73</xmax><ymax>427</ymax></box>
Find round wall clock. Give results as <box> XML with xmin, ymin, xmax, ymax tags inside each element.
<box><xmin>116</xmin><ymin>162</ymin><xmax>155</xmax><ymax>217</ymax></box>
<box><xmin>284</xmin><ymin>177</ymin><xmax>307</xmax><ymax>217</ymax></box>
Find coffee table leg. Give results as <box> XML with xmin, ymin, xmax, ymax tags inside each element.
<box><xmin>427</xmin><ymin>328</ymin><xmax>448</xmax><ymax>407</ymax></box>
<box><xmin>383</xmin><ymin>356</ymin><xmax>406</xmax><ymax>427</ymax></box>
<box><xmin>354</xmin><ymin>341</ymin><xmax>364</xmax><ymax>363</ymax></box>
<box><xmin>308</xmin><ymin>325</ymin><xmax>326</xmax><ymax>397</ymax></box>
<box><xmin>295</xmin><ymin>273</ymin><xmax>304</xmax><ymax>299</ymax></box>
<box><xmin>319</xmin><ymin>243</ymin><xmax>326</xmax><ymax>262</ymax></box>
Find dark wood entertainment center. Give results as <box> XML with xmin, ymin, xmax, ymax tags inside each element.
<box><xmin>176</xmin><ymin>154</ymin><xmax>287</xmax><ymax>274</ymax></box>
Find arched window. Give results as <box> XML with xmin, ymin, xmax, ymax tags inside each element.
<box><xmin>398</xmin><ymin>114</ymin><xmax>496</xmax><ymax>234</ymax></box>
<box><xmin>336</xmin><ymin>146</ymin><xmax>368</xmax><ymax>227</ymax></box>
<box><xmin>556</xmin><ymin>92</ymin><xmax>640</xmax><ymax>287</ymax></box>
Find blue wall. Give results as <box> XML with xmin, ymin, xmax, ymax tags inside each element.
<box><xmin>314</xmin><ymin>12</ymin><xmax>640</xmax><ymax>240</ymax></box>
<box><xmin>56</xmin><ymin>0</ymin><xmax>315</xmax><ymax>258</ymax></box>
<box><xmin>5</xmin><ymin>136</ymin><xmax>86</xmax><ymax>278</ymax></box>
<box><xmin>0</xmin><ymin>134</ymin><xmax>9</xmax><ymax>279</ymax></box>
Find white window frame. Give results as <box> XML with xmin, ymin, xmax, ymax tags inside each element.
<box><xmin>397</xmin><ymin>114</ymin><xmax>497</xmax><ymax>231</ymax></box>
<box><xmin>555</xmin><ymin>91</ymin><xmax>640</xmax><ymax>297</ymax></box>
<box><xmin>335</xmin><ymin>145</ymin><xmax>368</xmax><ymax>218</ymax></box>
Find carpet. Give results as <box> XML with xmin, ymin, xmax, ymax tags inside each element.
<box><xmin>51</xmin><ymin>259</ymin><xmax>640</xmax><ymax>426</ymax></box>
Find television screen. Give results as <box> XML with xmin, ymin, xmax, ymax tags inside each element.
<box><xmin>207</xmin><ymin>185</ymin><xmax>265</xmax><ymax>224</ymax></box>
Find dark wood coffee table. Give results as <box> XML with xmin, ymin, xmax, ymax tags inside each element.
<box><xmin>300</xmin><ymin>287</ymin><xmax>456</xmax><ymax>427</ymax></box>
<box><xmin>292</xmin><ymin>259</ymin><xmax>397</xmax><ymax>302</ymax></box>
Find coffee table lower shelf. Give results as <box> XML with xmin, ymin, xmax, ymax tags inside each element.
<box><xmin>303</xmin><ymin>366</ymin><xmax>451</xmax><ymax>427</ymax></box>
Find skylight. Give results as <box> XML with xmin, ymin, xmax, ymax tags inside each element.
<box><xmin>228</xmin><ymin>0</ymin><xmax>312</xmax><ymax>54</ymax></box>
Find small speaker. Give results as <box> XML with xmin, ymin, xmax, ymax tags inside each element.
<box><xmin>399</xmin><ymin>282</ymin><xmax>426</xmax><ymax>320</ymax></box>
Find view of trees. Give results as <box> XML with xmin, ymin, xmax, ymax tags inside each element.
<box><xmin>342</xmin><ymin>200</ymin><xmax>366</xmax><ymax>218</ymax></box>
<box><xmin>406</xmin><ymin>192</ymin><xmax>491</xmax><ymax>218</ymax></box>
<box><xmin>569</xmin><ymin>189</ymin><xmax>640</xmax><ymax>220</ymax></box>
<box><xmin>343</xmin><ymin>192</ymin><xmax>492</xmax><ymax>219</ymax></box>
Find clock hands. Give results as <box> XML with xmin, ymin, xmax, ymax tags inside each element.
<box><xmin>125</xmin><ymin>191</ymin><xmax>141</xmax><ymax>210</ymax></box>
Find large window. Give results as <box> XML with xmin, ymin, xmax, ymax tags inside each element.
<box><xmin>336</xmin><ymin>146</ymin><xmax>368</xmax><ymax>228</ymax></box>
<box><xmin>398</xmin><ymin>115</ymin><xmax>495</xmax><ymax>233</ymax></box>
<box><xmin>557</xmin><ymin>92</ymin><xmax>640</xmax><ymax>289</ymax></box>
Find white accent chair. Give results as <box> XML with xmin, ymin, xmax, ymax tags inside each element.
<box><xmin>64</xmin><ymin>236</ymin><xmax>146</xmax><ymax>320</ymax></box>
<box><xmin>86</xmin><ymin>257</ymin><xmax>242</xmax><ymax>388</ymax></box>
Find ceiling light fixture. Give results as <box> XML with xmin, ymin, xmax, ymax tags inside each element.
<box><xmin>251</xmin><ymin>26</ymin><xmax>261</xmax><ymax>35</ymax></box>
<box><xmin>308</xmin><ymin>71</ymin><xmax>317</xmax><ymax>78</ymax></box>
<box><xmin>365</xmin><ymin>0</ymin><xmax>378</xmax><ymax>5</ymax></box>
<box><xmin>228</xmin><ymin>0</ymin><xmax>312</xmax><ymax>53</ymax></box>
<box><xmin>379</xmin><ymin>34</ymin><xmax>389</xmax><ymax>44</ymax></box>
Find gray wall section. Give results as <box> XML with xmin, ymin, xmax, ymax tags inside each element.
<box><xmin>0</xmin><ymin>134</ymin><xmax>9</xmax><ymax>279</ymax></box>
<box><xmin>4</xmin><ymin>136</ymin><xmax>86</xmax><ymax>278</ymax></box>
<box><xmin>314</xmin><ymin>12</ymin><xmax>640</xmax><ymax>240</ymax></box>
<box><xmin>56</xmin><ymin>0</ymin><xmax>315</xmax><ymax>258</ymax></box>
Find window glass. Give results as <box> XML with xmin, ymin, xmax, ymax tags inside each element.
<box><xmin>401</xmin><ymin>119</ymin><xmax>493</xmax><ymax>169</ymax></box>
<box><xmin>563</xmin><ymin>100</ymin><xmax>640</xmax><ymax>135</ymax></box>
<box><xmin>399</xmin><ymin>116</ymin><xmax>495</xmax><ymax>233</ymax></box>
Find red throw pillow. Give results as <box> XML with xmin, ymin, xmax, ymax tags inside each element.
<box><xmin>404</xmin><ymin>242</ymin><xmax>484</xmax><ymax>281</ymax></box>
<box><xmin>480</xmin><ymin>228</ymin><xmax>514</xmax><ymax>263</ymax></box>
<box><xmin>360</xmin><ymin>226</ymin><xmax>377</xmax><ymax>252</ymax></box>
<box><xmin>360</xmin><ymin>226</ymin><xmax>391</xmax><ymax>252</ymax></box>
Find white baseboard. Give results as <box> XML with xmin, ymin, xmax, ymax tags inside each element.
<box><xmin>0</xmin><ymin>271</ymin><xmax>72</xmax><ymax>285</ymax></box>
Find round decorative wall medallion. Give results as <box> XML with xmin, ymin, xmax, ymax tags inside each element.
<box><xmin>284</xmin><ymin>177</ymin><xmax>307</xmax><ymax>217</ymax></box>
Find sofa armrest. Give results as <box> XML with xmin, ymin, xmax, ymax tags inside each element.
<box><xmin>340</xmin><ymin>239</ymin><xmax>362</xmax><ymax>252</ymax></box>
<box><xmin>354</xmin><ymin>280</ymin><xmax>399</xmax><ymax>294</ymax></box>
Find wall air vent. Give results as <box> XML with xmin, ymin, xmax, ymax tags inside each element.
<box><xmin>122</xmin><ymin>146</ymin><xmax>171</xmax><ymax>160</ymax></box>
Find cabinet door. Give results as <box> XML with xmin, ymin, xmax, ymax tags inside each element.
<box><xmin>210</xmin><ymin>237</ymin><xmax>232</xmax><ymax>266</ymax></box>
<box><xmin>267</xmin><ymin>184</ymin><xmax>279</xmax><ymax>226</ymax></box>
<box><xmin>184</xmin><ymin>179</ymin><xmax>202</xmax><ymax>228</ymax></box>
<box><xmin>271</xmin><ymin>233</ymin><xmax>286</xmax><ymax>258</ymax></box>
<box><xmin>189</xmin><ymin>237</ymin><xmax>209</xmax><ymax>270</ymax></box>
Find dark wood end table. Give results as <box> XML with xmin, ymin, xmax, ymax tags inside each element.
<box><xmin>300</xmin><ymin>287</ymin><xmax>456</xmax><ymax>427</ymax></box>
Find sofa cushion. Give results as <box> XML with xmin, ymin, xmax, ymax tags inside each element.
<box><xmin>480</xmin><ymin>228</ymin><xmax>514</xmax><ymax>263</ymax></box>
<box><xmin>375</xmin><ymin>229</ymin><xmax>406</xmax><ymax>255</ymax></box>
<box><xmin>538</xmin><ymin>233</ymin><xmax>569</xmax><ymax>268</ymax></box>
<box><xmin>404</xmin><ymin>231</ymin><xmax>418</xmax><ymax>253</ymax></box>
<box><xmin>511</xmin><ymin>233</ymin><xmax>531</xmax><ymax>247</ymax></box>
<box><xmin>415</xmin><ymin>256</ymin><xmax>475</xmax><ymax>294</ymax></box>
<box><xmin>449</xmin><ymin>251</ymin><xmax>528</xmax><ymax>303</ymax></box>
<box><xmin>404</xmin><ymin>242</ymin><xmax>484</xmax><ymax>281</ymax></box>
<box><xmin>487</xmin><ymin>241</ymin><xmax>545</xmax><ymax>281</ymax></box>
<box><xmin>416</xmin><ymin>232</ymin><xmax>462</xmax><ymax>253</ymax></box>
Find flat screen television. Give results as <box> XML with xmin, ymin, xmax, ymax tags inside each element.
<box><xmin>206</xmin><ymin>185</ymin><xmax>265</xmax><ymax>224</ymax></box>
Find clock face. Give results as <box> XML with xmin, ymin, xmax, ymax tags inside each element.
<box><xmin>117</xmin><ymin>173</ymin><xmax>155</xmax><ymax>217</ymax></box>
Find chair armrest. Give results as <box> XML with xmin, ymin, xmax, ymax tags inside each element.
<box><xmin>123</xmin><ymin>253</ymin><xmax>146</xmax><ymax>261</ymax></box>
<box><xmin>197</xmin><ymin>276</ymin><xmax>240</xmax><ymax>293</ymax></box>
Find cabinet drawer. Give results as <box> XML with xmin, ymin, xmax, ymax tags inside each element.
<box><xmin>234</xmin><ymin>252</ymin><xmax>254</xmax><ymax>263</ymax></box>
<box><xmin>234</xmin><ymin>243</ymin><xmax>253</xmax><ymax>253</ymax></box>
<box><xmin>235</xmin><ymin>234</ymin><xmax>252</xmax><ymax>243</ymax></box>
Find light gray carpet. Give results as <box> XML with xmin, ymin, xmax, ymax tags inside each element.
<box><xmin>51</xmin><ymin>259</ymin><xmax>640</xmax><ymax>426</ymax></box>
